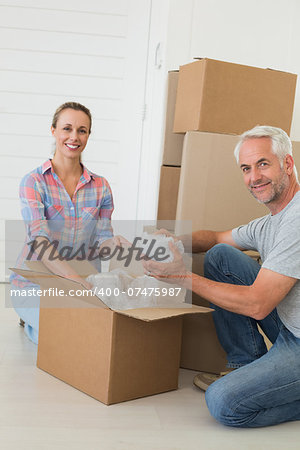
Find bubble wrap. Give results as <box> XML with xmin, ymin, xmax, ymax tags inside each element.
<box><xmin>87</xmin><ymin>268</ymin><xmax>186</xmax><ymax>310</ymax></box>
<box><xmin>138</xmin><ymin>232</ymin><xmax>184</xmax><ymax>262</ymax></box>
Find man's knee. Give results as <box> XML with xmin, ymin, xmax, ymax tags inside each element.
<box><xmin>205</xmin><ymin>243</ymin><xmax>234</xmax><ymax>262</ymax></box>
<box><xmin>205</xmin><ymin>375</ymin><xmax>257</xmax><ymax>428</ymax></box>
<box><xmin>204</xmin><ymin>243</ymin><xmax>260</xmax><ymax>285</ymax></box>
<box><xmin>204</xmin><ymin>243</ymin><xmax>235</xmax><ymax>274</ymax></box>
<box><xmin>205</xmin><ymin>378</ymin><xmax>234</xmax><ymax>426</ymax></box>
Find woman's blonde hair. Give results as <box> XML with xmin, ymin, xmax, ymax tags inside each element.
<box><xmin>51</xmin><ymin>102</ymin><xmax>92</xmax><ymax>163</ymax></box>
<box><xmin>52</xmin><ymin>102</ymin><xmax>92</xmax><ymax>133</ymax></box>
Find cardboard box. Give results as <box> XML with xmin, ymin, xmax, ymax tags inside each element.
<box><xmin>157</xmin><ymin>166</ymin><xmax>181</xmax><ymax>221</ymax></box>
<box><xmin>11</xmin><ymin>259</ymin><xmax>211</xmax><ymax>405</ymax></box>
<box><xmin>162</xmin><ymin>71</ymin><xmax>185</xmax><ymax>166</ymax></box>
<box><xmin>175</xmin><ymin>131</ymin><xmax>268</xmax><ymax>233</ymax></box>
<box><xmin>173</xmin><ymin>58</ymin><xmax>297</xmax><ymax>135</ymax></box>
<box><xmin>292</xmin><ymin>141</ymin><xmax>300</xmax><ymax>169</ymax></box>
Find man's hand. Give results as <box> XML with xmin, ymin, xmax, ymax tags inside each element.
<box><xmin>142</xmin><ymin>241</ymin><xmax>190</xmax><ymax>285</ymax></box>
<box><xmin>155</xmin><ymin>228</ymin><xmax>179</xmax><ymax>241</ymax></box>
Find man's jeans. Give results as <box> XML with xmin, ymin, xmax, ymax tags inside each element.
<box><xmin>204</xmin><ymin>244</ymin><xmax>300</xmax><ymax>427</ymax></box>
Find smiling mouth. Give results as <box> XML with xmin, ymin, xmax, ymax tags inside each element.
<box><xmin>65</xmin><ymin>144</ymin><xmax>80</xmax><ymax>150</ymax></box>
<box><xmin>251</xmin><ymin>182</ymin><xmax>271</xmax><ymax>190</ymax></box>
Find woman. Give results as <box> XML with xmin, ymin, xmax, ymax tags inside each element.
<box><xmin>10</xmin><ymin>102</ymin><xmax>115</xmax><ymax>344</ymax></box>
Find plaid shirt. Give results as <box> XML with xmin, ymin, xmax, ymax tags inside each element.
<box><xmin>10</xmin><ymin>159</ymin><xmax>114</xmax><ymax>288</ymax></box>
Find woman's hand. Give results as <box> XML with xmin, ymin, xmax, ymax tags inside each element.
<box><xmin>112</xmin><ymin>235</ymin><xmax>132</xmax><ymax>247</ymax></box>
<box><xmin>80</xmin><ymin>279</ymin><xmax>93</xmax><ymax>290</ymax></box>
<box><xmin>101</xmin><ymin>235</ymin><xmax>131</xmax><ymax>250</ymax></box>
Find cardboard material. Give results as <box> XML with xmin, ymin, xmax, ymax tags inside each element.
<box><xmin>37</xmin><ymin>305</ymin><xmax>183</xmax><ymax>405</ymax></box>
<box><xmin>291</xmin><ymin>141</ymin><xmax>300</xmax><ymax>170</ymax></box>
<box><xmin>181</xmin><ymin>254</ymin><xmax>227</xmax><ymax>373</ymax></box>
<box><xmin>181</xmin><ymin>313</ymin><xmax>227</xmax><ymax>373</ymax></box>
<box><xmin>173</xmin><ymin>58</ymin><xmax>297</xmax><ymax>135</ymax></box>
<box><xmin>175</xmin><ymin>131</ymin><xmax>268</xmax><ymax>233</ymax></box>
<box><xmin>157</xmin><ymin>166</ymin><xmax>181</xmax><ymax>221</ymax></box>
<box><xmin>11</xmin><ymin>260</ymin><xmax>211</xmax><ymax>405</ymax></box>
<box><xmin>162</xmin><ymin>71</ymin><xmax>185</xmax><ymax>166</ymax></box>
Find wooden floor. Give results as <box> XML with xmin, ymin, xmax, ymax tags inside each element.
<box><xmin>1</xmin><ymin>284</ymin><xmax>299</xmax><ymax>450</ymax></box>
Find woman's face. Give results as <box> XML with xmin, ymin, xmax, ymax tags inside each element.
<box><xmin>51</xmin><ymin>109</ymin><xmax>90</xmax><ymax>160</ymax></box>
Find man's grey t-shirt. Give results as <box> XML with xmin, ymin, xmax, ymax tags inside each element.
<box><xmin>232</xmin><ymin>191</ymin><xmax>300</xmax><ymax>338</ymax></box>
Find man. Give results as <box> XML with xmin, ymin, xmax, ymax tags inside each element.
<box><xmin>144</xmin><ymin>125</ymin><xmax>300</xmax><ymax>428</ymax></box>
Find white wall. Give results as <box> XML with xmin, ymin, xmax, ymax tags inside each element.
<box><xmin>0</xmin><ymin>0</ymin><xmax>152</xmax><ymax>280</ymax></box>
<box><xmin>143</xmin><ymin>0</ymin><xmax>300</xmax><ymax>223</ymax></box>
<box><xmin>163</xmin><ymin>0</ymin><xmax>300</xmax><ymax>139</ymax></box>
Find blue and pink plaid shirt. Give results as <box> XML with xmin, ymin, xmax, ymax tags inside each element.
<box><xmin>10</xmin><ymin>159</ymin><xmax>114</xmax><ymax>288</ymax></box>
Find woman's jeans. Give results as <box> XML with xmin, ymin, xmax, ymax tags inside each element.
<box><xmin>10</xmin><ymin>286</ymin><xmax>40</xmax><ymax>345</ymax></box>
<box><xmin>204</xmin><ymin>244</ymin><xmax>300</xmax><ymax>428</ymax></box>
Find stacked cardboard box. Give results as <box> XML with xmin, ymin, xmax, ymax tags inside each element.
<box><xmin>174</xmin><ymin>58</ymin><xmax>296</xmax><ymax>135</ymax></box>
<box><xmin>157</xmin><ymin>58</ymin><xmax>297</xmax><ymax>373</ymax></box>
<box><xmin>157</xmin><ymin>71</ymin><xmax>184</xmax><ymax>223</ymax></box>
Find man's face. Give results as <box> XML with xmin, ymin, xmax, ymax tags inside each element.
<box><xmin>239</xmin><ymin>137</ymin><xmax>289</xmax><ymax>205</ymax></box>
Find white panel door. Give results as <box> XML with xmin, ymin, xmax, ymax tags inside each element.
<box><xmin>0</xmin><ymin>0</ymin><xmax>152</xmax><ymax>280</ymax></box>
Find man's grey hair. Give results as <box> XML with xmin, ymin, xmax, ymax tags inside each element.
<box><xmin>234</xmin><ymin>125</ymin><xmax>298</xmax><ymax>180</ymax></box>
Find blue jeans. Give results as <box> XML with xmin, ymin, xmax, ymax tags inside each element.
<box><xmin>204</xmin><ymin>244</ymin><xmax>300</xmax><ymax>427</ymax></box>
<box><xmin>10</xmin><ymin>286</ymin><xmax>40</xmax><ymax>345</ymax></box>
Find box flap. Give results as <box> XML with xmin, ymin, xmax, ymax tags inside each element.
<box><xmin>26</xmin><ymin>259</ymin><xmax>98</xmax><ymax>277</ymax></box>
<box><xmin>193</xmin><ymin>57</ymin><xmax>297</xmax><ymax>76</ymax></box>
<box><xmin>267</xmin><ymin>68</ymin><xmax>297</xmax><ymax>76</ymax></box>
<box><xmin>25</xmin><ymin>260</ymin><xmax>53</xmax><ymax>274</ymax></box>
<box><xmin>65</xmin><ymin>259</ymin><xmax>99</xmax><ymax>277</ymax></box>
<box><xmin>9</xmin><ymin>267</ymin><xmax>108</xmax><ymax>309</ymax></box>
<box><xmin>10</xmin><ymin>267</ymin><xmax>68</xmax><ymax>289</ymax></box>
<box><xmin>115</xmin><ymin>304</ymin><xmax>212</xmax><ymax>321</ymax></box>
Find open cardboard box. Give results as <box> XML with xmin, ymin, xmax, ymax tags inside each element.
<box><xmin>11</xmin><ymin>255</ymin><xmax>211</xmax><ymax>405</ymax></box>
